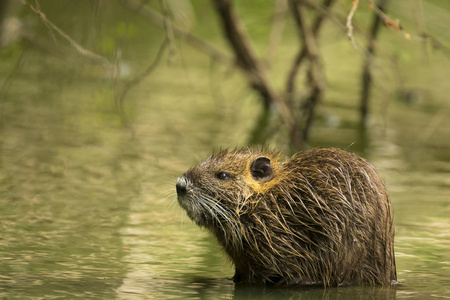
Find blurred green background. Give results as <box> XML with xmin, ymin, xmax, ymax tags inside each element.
<box><xmin>0</xmin><ymin>0</ymin><xmax>449</xmax><ymax>299</ymax></box>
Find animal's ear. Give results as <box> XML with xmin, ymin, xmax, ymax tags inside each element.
<box><xmin>250</xmin><ymin>157</ymin><xmax>273</xmax><ymax>182</ymax></box>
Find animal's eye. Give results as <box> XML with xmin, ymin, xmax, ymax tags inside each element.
<box><xmin>216</xmin><ymin>172</ymin><xmax>230</xmax><ymax>180</ymax></box>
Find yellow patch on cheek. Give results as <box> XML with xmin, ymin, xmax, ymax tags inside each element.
<box><xmin>242</xmin><ymin>172</ymin><xmax>275</xmax><ymax>194</ymax></box>
<box><xmin>247</xmin><ymin>167</ymin><xmax>282</xmax><ymax>192</ymax></box>
<box><xmin>238</xmin><ymin>158</ymin><xmax>282</xmax><ymax>199</ymax></box>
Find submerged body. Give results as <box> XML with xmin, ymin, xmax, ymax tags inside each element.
<box><xmin>176</xmin><ymin>148</ymin><xmax>396</xmax><ymax>286</ymax></box>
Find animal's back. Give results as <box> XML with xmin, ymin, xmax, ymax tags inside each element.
<box><xmin>234</xmin><ymin>148</ymin><xmax>396</xmax><ymax>286</ymax></box>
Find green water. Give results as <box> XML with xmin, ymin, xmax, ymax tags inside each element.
<box><xmin>1</xmin><ymin>1</ymin><xmax>449</xmax><ymax>299</ymax></box>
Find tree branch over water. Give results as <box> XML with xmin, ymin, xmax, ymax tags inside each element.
<box><xmin>212</xmin><ymin>0</ymin><xmax>278</xmax><ymax>110</ymax></box>
<box><xmin>17</xmin><ymin>0</ymin><xmax>446</xmax><ymax>151</ymax></box>
<box><xmin>213</xmin><ymin>0</ymin><xmax>298</xmax><ymax>146</ymax></box>
<box><xmin>265</xmin><ymin>0</ymin><xmax>288</xmax><ymax>64</ymax></box>
<box><xmin>121</xmin><ymin>0</ymin><xmax>232</xmax><ymax>65</ymax></box>
<box><xmin>21</xmin><ymin>0</ymin><xmax>113</xmax><ymax>71</ymax></box>
<box><xmin>285</xmin><ymin>0</ymin><xmax>335</xmax><ymax>148</ymax></box>
<box><xmin>286</xmin><ymin>0</ymin><xmax>335</xmax><ymax>102</ymax></box>
<box><xmin>115</xmin><ymin>39</ymin><xmax>169</xmax><ymax>126</ymax></box>
<box><xmin>360</xmin><ymin>0</ymin><xmax>390</xmax><ymax>129</ymax></box>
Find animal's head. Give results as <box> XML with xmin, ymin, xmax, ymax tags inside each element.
<box><xmin>176</xmin><ymin>149</ymin><xmax>280</xmax><ymax>230</ymax></box>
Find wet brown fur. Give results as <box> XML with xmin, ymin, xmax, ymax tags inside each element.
<box><xmin>176</xmin><ymin>148</ymin><xmax>397</xmax><ymax>287</ymax></box>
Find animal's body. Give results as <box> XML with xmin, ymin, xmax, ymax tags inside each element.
<box><xmin>176</xmin><ymin>148</ymin><xmax>396</xmax><ymax>286</ymax></box>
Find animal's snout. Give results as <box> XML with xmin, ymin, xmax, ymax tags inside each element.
<box><xmin>176</xmin><ymin>179</ymin><xmax>187</xmax><ymax>196</ymax></box>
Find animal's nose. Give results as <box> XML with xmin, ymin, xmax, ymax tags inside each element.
<box><xmin>176</xmin><ymin>181</ymin><xmax>187</xmax><ymax>196</ymax></box>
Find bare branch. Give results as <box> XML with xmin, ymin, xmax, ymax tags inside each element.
<box><xmin>115</xmin><ymin>39</ymin><xmax>169</xmax><ymax>125</ymax></box>
<box><xmin>289</xmin><ymin>0</ymin><xmax>329</xmax><ymax>144</ymax></box>
<box><xmin>121</xmin><ymin>0</ymin><xmax>232</xmax><ymax>65</ymax></box>
<box><xmin>33</xmin><ymin>0</ymin><xmax>56</xmax><ymax>44</ymax></box>
<box><xmin>159</xmin><ymin>0</ymin><xmax>177</xmax><ymax>64</ymax></box>
<box><xmin>368</xmin><ymin>0</ymin><xmax>403</xmax><ymax>33</ymax></box>
<box><xmin>213</xmin><ymin>0</ymin><xmax>299</xmax><ymax>147</ymax></box>
<box><xmin>347</xmin><ymin>0</ymin><xmax>410</xmax><ymax>49</ymax></box>
<box><xmin>300</xmin><ymin>0</ymin><xmax>338</xmax><ymax>25</ymax></box>
<box><xmin>213</xmin><ymin>0</ymin><xmax>278</xmax><ymax>109</ymax></box>
<box><xmin>286</xmin><ymin>0</ymin><xmax>335</xmax><ymax>100</ymax></box>
<box><xmin>360</xmin><ymin>0</ymin><xmax>390</xmax><ymax>128</ymax></box>
<box><xmin>21</xmin><ymin>0</ymin><xmax>113</xmax><ymax>71</ymax></box>
<box><xmin>346</xmin><ymin>0</ymin><xmax>360</xmax><ymax>49</ymax></box>
<box><xmin>265</xmin><ymin>0</ymin><xmax>288</xmax><ymax>64</ymax></box>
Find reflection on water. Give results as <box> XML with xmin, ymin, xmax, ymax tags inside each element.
<box><xmin>1</xmin><ymin>1</ymin><xmax>450</xmax><ymax>299</ymax></box>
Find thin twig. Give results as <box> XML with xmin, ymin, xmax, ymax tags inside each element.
<box><xmin>159</xmin><ymin>0</ymin><xmax>177</xmax><ymax>64</ymax></box>
<box><xmin>289</xmin><ymin>0</ymin><xmax>328</xmax><ymax>145</ymax></box>
<box><xmin>302</xmin><ymin>0</ymin><xmax>372</xmax><ymax>44</ymax></box>
<box><xmin>212</xmin><ymin>0</ymin><xmax>287</xmax><ymax>114</ymax></box>
<box><xmin>360</xmin><ymin>0</ymin><xmax>390</xmax><ymax>128</ymax></box>
<box><xmin>34</xmin><ymin>0</ymin><xmax>56</xmax><ymax>44</ymax></box>
<box><xmin>265</xmin><ymin>0</ymin><xmax>288</xmax><ymax>64</ymax></box>
<box><xmin>213</xmin><ymin>0</ymin><xmax>298</xmax><ymax>146</ymax></box>
<box><xmin>121</xmin><ymin>0</ymin><xmax>232</xmax><ymax>65</ymax></box>
<box><xmin>21</xmin><ymin>0</ymin><xmax>113</xmax><ymax>71</ymax></box>
<box><xmin>286</xmin><ymin>0</ymin><xmax>335</xmax><ymax>101</ymax></box>
<box><xmin>346</xmin><ymin>0</ymin><xmax>359</xmax><ymax>49</ymax></box>
<box><xmin>368</xmin><ymin>0</ymin><xmax>402</xmax><ymax>33</ymax></box>
<box><xmin>414</xmin><ymin>0</ymin><xmax>428</xmax><ymax>60</ymax></box>
<box><xmin>116</xmin><ymin>38</ymin><xmax>169</xmax><ymax>125</ymax></box>
<box><xmin>285</xmin><ymin>0</ymin><xmax>336</xmax><ymax>149</ymax></box>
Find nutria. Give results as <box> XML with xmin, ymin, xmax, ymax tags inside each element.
<box><xmin>176</xmin><ymin>148</ymin><xmax>396</xmax><ymax>287</ymax></box>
